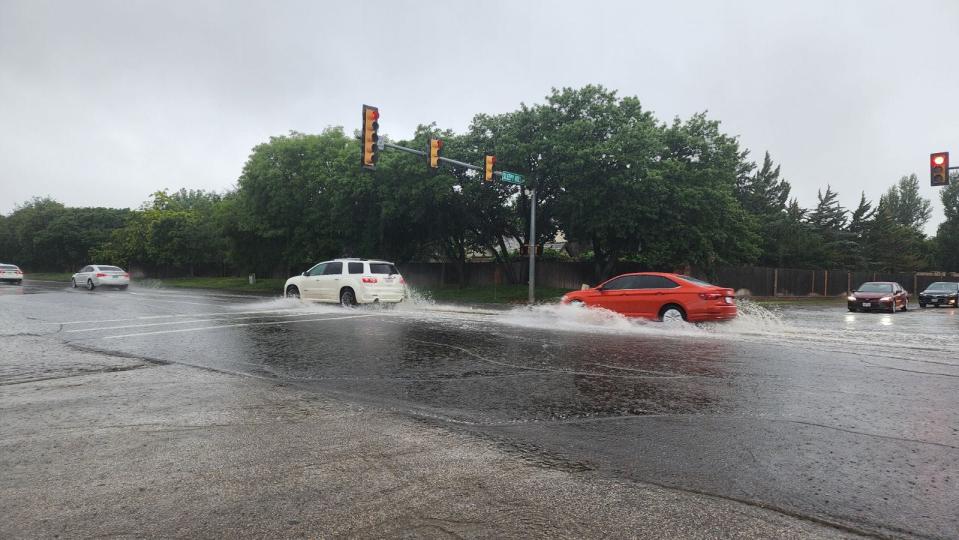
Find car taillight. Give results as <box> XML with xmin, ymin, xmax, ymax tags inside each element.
<box><xmin>16</xmin><ymin>270</ymin><xmax>22</xmax><ymax>274</ymax></box>
<box><xmin>699</xmin><ymin>292</ymin><xmax>723</xmax><ymax>300</ymax></box>
<box><xmin>361</xmin><ymin>277</ymin><xmax>377</xmax><ymax>284</ymax></box>
<box><xmin>399</xmin><ymin>277</ymin><xmax>405</xmax><ymax>284</ymax></box>
<box><xmin>123</xmin><ymin>273</ymin><xmax>129</xmax><ymax>278</ymax></box>
<box><xmin>96</xmin><ymin>273</ymin><xmax>107</xmax><ymax>277</ymax></box>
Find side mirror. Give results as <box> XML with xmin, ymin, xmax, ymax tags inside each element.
<box><xmin>302</xmin><ymin>271</ymin><xmax>307</xmax><ymax>276</ymax></box>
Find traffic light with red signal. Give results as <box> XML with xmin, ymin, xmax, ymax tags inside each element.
<box><xmin>931</xmin><ymin>152</ymin><xmax>949</xmax><ymax>186</ymax></box>
<box><xmin>428</xmin><ymin>138</ymin><xmax>443</xmax><ymax>171</ymax></box>
<box><xmin>483</xmin><ymin>154</ymin><xmax>496</xmax><ymax>182</ymax></box>
<box><xmin>361</xmin><ymin>105</ymin><xmax>379</xmax><ymax>170</ymax></box>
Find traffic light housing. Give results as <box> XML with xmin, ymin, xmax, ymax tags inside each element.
<box><xmin>361</xmin><ymin>105</ymin><xmax>379</xmax><ymax>170</ymax></box>
<box><xmin>931</xmin><ymin>152</ymin><xmax>949</xmax><ymax>186</ymax></box>
<box><xmin>428</xmin><ymin>138</ymin><xmax>443</xmax><ymax>171</ymax></box>
<box><xmin>483</xmin><ymin>154</ymin><xmax>496</xmax><ymax>182</ymax></box>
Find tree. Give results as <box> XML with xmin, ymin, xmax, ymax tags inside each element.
<box><xmin>882</xmin><ymin>174</ymin><xmax>932</xmax><ymax>232</ymax></box>
<box><xmin>735</xmin><ymin>151</ymin><xmax>792</xmax><ymax>267</ymax></box>
<box><xmin>935</xmin><ymin>176</ymin><xmax>959</xmax><ymax>270</ymax></box>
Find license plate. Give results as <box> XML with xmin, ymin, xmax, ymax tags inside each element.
<box><xmin>862</xmin><ymin>302</ymin><xmax>871</xmax><ymax>307</ymax></box>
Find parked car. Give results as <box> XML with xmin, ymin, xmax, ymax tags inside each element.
<box><xmin>918</xmin><ymin>282</ymin><xmax>959</xmax><ymax>308</ymax></box>
<box><xmin>560</xmin><ymin>273</ymin><xmax>737</xmax><ymax>322</ymax></box>
<box><xmin>847</xmin><ymin>282</ymin><xmax>908</xmax><ymax>312</ymax></box>
<box><xmin>284</xmin><ymin>258</ymin><xmax>406</xmax><ymax>306</ymax></box>
<box><xmin>72</xmin><ymin>265</ymin><xmax>130</xmax><ymax>290</ymax></box>
<box><xmin>0</xmin><ymin>263</ymin><xmax>24</xmax><ymax>285</ymax></box>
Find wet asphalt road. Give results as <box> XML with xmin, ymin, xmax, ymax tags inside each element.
<box><xmin>3</xmin><ymin>280</ymin><xmax>958</xmax><ymax>538</ymax></box>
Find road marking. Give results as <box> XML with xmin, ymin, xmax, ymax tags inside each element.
<box><xmin>65</xmin><ymin>311</ymin><xmax>329</xmax><ymax>333</ymax></box>
<box><xmin>101</xmin><ymin>314</ymin><xmax>376</xmax><ymax>339</ymax></box>
<box><xmin>48</xmin><ymin>308</ymin><xmax>313</xmax><ymax>325</ymax></box>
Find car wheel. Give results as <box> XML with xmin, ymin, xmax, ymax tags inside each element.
<box><xmin>71</xmin><ymin>278</ymin><xmax>77</xmax><ymax>288</ymax></box>
<box><xmin>119</xmin><ymin>284</ymin><xmax>128</xmax><ymax>290</ymax></box>
<box><xmin>286</xmin><ymin>285</ymin><xmax>300</xmax><ymax>299</ymax></box>
<box><xmin>901</xmin><ymin>299</ymin><xmax>908</xmax><ymax>312</ymax></box>
<box><xmin>569</xmin><ymin>300</ymin><xmax>585</xmax><ymax>307</ymax></box>
<box><xmin>919</xmin><ymin>303</ymin><xmax>926</xmax><ymax>308</ymax></box>
<box><xmin>888</xmin><ymin>302</ymin><xmax>895</xmax><ymax>313</ymax></box>
<box><xmin>659</xmin><ymin>305</ymin><xmax>686</xmax><ymax>323</ymax></box>
<box><xmin>16</xmin><ymin>280</ymin><xmax>22</xmax><ymax>286</ymax></box>
<box><xmin>848</xmin><ymin>307</ymin><xmax>857</xmax><ymax>312</ymax></box>
<box><xmin>86</xmin><ymin>279</ymin><xmax>95</xmax><ymax>291</ymax></box>
<box><xmin>340</xmin><ymin>288</ymin><xmax>356</xmax><ymax>307</ymax></box>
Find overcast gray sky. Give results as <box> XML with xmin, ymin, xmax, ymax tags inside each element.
<box><xmin>1</xmin><ymin>0</ymin><xmax>957</xmax><ymax>233</ymax></box>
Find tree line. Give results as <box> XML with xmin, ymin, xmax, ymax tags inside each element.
<box><xmin>2</xmin><ymin>85</ymin><xmax>957</xmax><ymax>281</ymax></box>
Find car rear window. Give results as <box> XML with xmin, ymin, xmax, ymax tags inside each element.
<box><xmin>679</xmin><ymin>275</ymin><xmax>714</xmax><ymax>287</ymax></box>
<box><xmin>98</xmin><ymin>266</ymin><xmax>124</xmax><ymax>272</ymax></box>
<box><xmin>348</xmin><ymin>262</ymin><xmax>364</xmax><ymax>274</ymax></box>
<box><xmin>369</xmin><ymin>263</ymin><xmax>398</xmax><ymax>275</ymax></box>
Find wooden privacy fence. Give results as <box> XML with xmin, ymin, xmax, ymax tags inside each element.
<box><xmin>398</xmin><ymin>261</ymin><xmax>959</xmax><ymax>297</ymax></box>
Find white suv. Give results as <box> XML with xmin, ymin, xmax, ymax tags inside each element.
<box><xmin>284</xmin><ymin>259</ymin><xmax>406</xmax><ymax>306</ymax></box>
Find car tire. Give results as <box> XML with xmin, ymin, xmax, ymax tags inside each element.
<box><xmin>340</xmin><ymin>288</ymin><xmax>357</xmax><ymax>307</ymax></box>
<box><xmin>570</xmin><ymin>300</ymin><xmax>585</xmax><ymax>307</ymax></box>
<box><xmin>919</xmin><ymin>303</ymin><xmax>926</xmax><ymax>308</ymax></box>
<box><xmin>71</xmin><ymin>278</ymin><xmax>77</xmax><ymax>288</ymax></box>
<box><xmin>901</xmin><ymin>299</ymin><xmax>907</xmax><ymax>312</ymax></box>
<box><xmin>286</xmin><ymin>285</ymin><xmax>300</xmax><ymax>299</ymax></box>
<box><xmin>848</xmin><ymin>307</ymin><xmax>857</xmax><ymax>312</ymax></box>
<box><xmin>659</xmin><ymin>304</ymin><xmax>687</xmax><ymax>323</ymax></box>
<box><xmin>86</xmin><ymin>279</ymin><xmax>95</xmax><ymax>291</ymax></box>
<box><xmin>888</xmin><ymin>302</ymin><xmax>895</xmax><ymax>314</ymax></box>
<box><xmin>16</xmin><ymin>280</ymin><xmax>22</xmax><ymax>286</ymax></box>
<box><xmin>119</xmin><ymin>284</ymin><xmax>128</xmax><ymax>290</ymax></box>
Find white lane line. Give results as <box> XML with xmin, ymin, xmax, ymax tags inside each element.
<box><xmin>65</xmin><ymin>311</ymin><xmax>328</xmax><ymax>333</ymax></box>
<box><xmin>101</xmin><ymin>314</ymin><xmax>376</xmax><ymax>339</ymax></box>
<box><xmin>47</xmin><ymin>308</ymin><xmax>313</xmax><ymax>325</ymax></box>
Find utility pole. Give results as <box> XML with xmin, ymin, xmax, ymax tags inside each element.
<box><xmin>528</xmin><ymin>187</ymin><xmax>536</xmax><ymax>304</ymax></box>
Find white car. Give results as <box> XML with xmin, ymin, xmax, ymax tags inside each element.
<box><xmin>72</xmin><ymin>265</ymin><xmax>130</xmax><ymax>290</ymax></box>
<box><xmin>284</xmin><ymin>258</ymin><xmax>406</xmax><ymax>306</ymax></box>
<box><xmin>0</xmin><ymin>263</ymin><xmax>23</xmax><ymax>285</ymax></box>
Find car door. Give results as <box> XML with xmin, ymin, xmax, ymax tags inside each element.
<box><xmin>316</xmin><ymin>261</ymin><xmax>344</xmax><ymax>301</ymax></box>
<box><xmin>631</xmin><ymin>275</ymin><xmax>682</xmax><ymax>318</ymax></box>
<box><xmin>592</xmin><ymin>276</ymin><xmax>638</xmax><ymax>314</ymax></box>
<box><xmin>300</xmin><ymin>263</ymin><xmax>326</xmax><ymax>300</ymax></box>
<box><xmin>78</xmin><ymin>265</ymin><xmax>92</xmax><ymax>283</ymax></box>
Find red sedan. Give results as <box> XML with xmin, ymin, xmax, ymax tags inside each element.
<box><xmin>560</xmin><ymin>272</ymin><xmax>737</xmax><ymax>322</ymax></box>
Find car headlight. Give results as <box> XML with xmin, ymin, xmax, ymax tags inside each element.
<box><xmin>847</xmin><ymin>295</ymin><xmax>856</xmax><ymax>301</ymax></box>
<box><xmin>880</xmin><ymin>296</ymin><xmax>892</xmax><ymax>302</ymax></box>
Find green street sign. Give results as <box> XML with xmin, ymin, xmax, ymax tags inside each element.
<box><xmin>500</xmin><ymin>171</ymin><xmax>524</xmax><ymax>185</ymax></box>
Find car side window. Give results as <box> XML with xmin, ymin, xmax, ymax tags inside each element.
<box><xmin>636</xmin><ymin>276</ymin><xmax>679</xmax><ymax>289</ymax></box>
<box><xmin>323</xmin><ymin>262</ymin><xmax>343</xmax><ymax>275</ymax></box>
<box><xmin>348</xmin><ymin>262</ymin><xmax>364</xmax><ymax>274</ymax></box>
<box><xmin>81</xmin><ymin>266</ymin><xmax>92</xmax><ymax>273</ymax></box>
<box><xmin>307</xmin><ymin>263</ymin><xmax>326</xmax><ymax>276</ymax></box>
<box><xmin>602</xmin><ymin>276</ymin><xmax>639</xmax><ymax>290</ymax></box>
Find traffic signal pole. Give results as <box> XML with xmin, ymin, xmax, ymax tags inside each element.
<box><xmin>382</xmin><ymin>141</ymin><xmax>510</xmax><ymax>179</ymax></box>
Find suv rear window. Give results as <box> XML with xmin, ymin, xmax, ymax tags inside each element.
<box><xmin>369</xmin><ymin>263</ymin><xmax>398</xmax><ymax>275</ymax></box>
